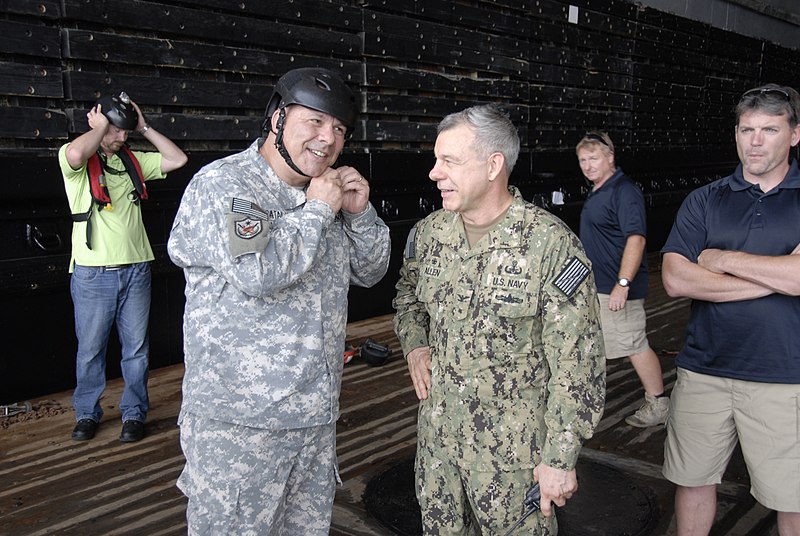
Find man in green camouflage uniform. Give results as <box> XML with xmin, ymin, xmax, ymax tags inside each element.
<box><xmin>393</xmin><ymin>104</ymin><xmax>606</xmax><ymax>535</ymax></box>
<box><xmin>168</xmin><ymin>68</ymin><xmax>390</xmax><ymax>534</ymax></box>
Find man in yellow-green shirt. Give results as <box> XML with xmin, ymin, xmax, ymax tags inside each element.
<box><xmin>59</xmin><ymin>91</ymin><xmax>186</xmax><ymax>443</ymax></box>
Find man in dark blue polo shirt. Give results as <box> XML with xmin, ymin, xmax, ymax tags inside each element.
<box><xmin>661</xmin><ymin>83</ymin><xmax>800</xmax><ymax>534</ymax></box>
<box><xmin>577</xmin><ymin>131</ymin><xmax>669</xmax><ymax>427</ymax></box>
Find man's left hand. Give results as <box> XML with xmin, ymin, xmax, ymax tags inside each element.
<box><xmin>337</xmin><ymin>165</ymin><xmax>370</xmax><ymax>215</ymax></box>
<box><xmin>533</xmin><ymin>463</ymin><xmax>578</xmax><ymax>517</ymax></box>
<box><xmin>129</xmin><ymin>99</ymin><xmax>147</xmax><ymax>132</ymax></box>
<box><xmin>697</xmin><ymin>248</ymin><xmax>729</xmax><ymax>273</ymax></box>
<box><xmin>608</xmin><ymin>284</ymin><xmax>628</xmax><ymax>311</ymax></box>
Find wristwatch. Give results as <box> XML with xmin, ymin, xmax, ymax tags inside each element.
<box><xmin>617</xmin><ymin>277</ymin><xmax>630</xmax><ymax>287</ymax></box>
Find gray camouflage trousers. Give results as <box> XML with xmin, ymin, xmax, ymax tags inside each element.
<box><xmin>415</xmin><ymin>439</ymin><xmax>556</xmax><ymax>535</ymax></box>
<box><xmin>177</xmin><ymin>412</ymin><xmax>339</xmax><ymax>535</ymax></box>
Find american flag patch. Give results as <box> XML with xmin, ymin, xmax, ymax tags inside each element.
<box><xmin>553</xmin><ymin>256</ymin><xmax>590</xmax><ymax>297</ymax></box>
<box><xmin>231</xmin><ymin>198</ymin><xmax>281</xmax><ymax>221</ymax></box>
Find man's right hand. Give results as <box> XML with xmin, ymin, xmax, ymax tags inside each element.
<box><xmin>306</xmin><ymin>167</ymin><xmax>343</xmax><ymax>214</ymax></box>
<box><xmin>87</xmin><ymin>104</ymin><xmax>109</xmax><ymax>132</ymax></box>
<box><xmin>406</xmin><ymin>346</ymin><xmax>432</xmax><ymax>400</ymax></box>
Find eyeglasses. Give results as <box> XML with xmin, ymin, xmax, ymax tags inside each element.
<box><xmin>740</xmin><ymin>87</ymin><xmax>791</xmax><ymax>101</ymax></box>
<box><xmin>583</xmin><ymin>132</ymin><xmax>609</xmax><ymax>147</ymax></box>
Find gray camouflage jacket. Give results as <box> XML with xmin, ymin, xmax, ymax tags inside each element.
<box><xmin>393</xmin><ymin>187</ymin><xmax>605</xmax><ymax>472</ymax></box>
<box><xmin>168</xmin><ymin>139</ymin><xmax>390</xmax><ymax>429</ymax></box>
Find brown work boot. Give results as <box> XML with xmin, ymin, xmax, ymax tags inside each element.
<box><xmin>625</xmin><ymin>393</ymin><xmax>669</xmax><ymax>427</ymax></box>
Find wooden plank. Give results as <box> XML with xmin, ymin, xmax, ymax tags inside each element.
<box><xmin>532</xmin><ymin>86</ymin><xmax>632</xmax><ymax>110</ymax></box>
<box><xmin>565</xmin><ymin>6</ymin><xmax>638</xmax><ymax>39</ymax></box>
<box><xmin>365</xmin><ymin>64</ymin><xmax>528</xmax><ymax>101</ymax></box>
<box><xmin>369</xmin><ymin>0</ymin><xmax>532</xmax><ymax>39</ymax></box>
<box><xmin>566</xmin><ymin>0</ymin><xmax>639</xmax><ymax>21</ymax></box>
<box><xmin>707</xmin><ymin>26</ymin><xmax>764</xmax><ymax>60</ymax></box>
<box><xmin>65</xmin><ymin>71</ymin><xmax>269</xmax><ymax>110</ymax></box>
<box><xmin>67</xmin><ymin>111</ymin><xmax>260</xmax><ymax>141</ymax></box>
<box><xmin>0</xmin><ymin>62</ymin><xmax>63</xmax><ymax>98</ymax></box>
<box><xmin>531</xmin><ymin>63</ymin><xmax>634</xmax><ymax>92</ymax></box>
<box><xmin>632</xmin><ymin>78</ymin><xmax>704</xmax><ymax>99</ymax></box>
<box><xmin>703</xmin><ymin>56</ymin><xmax>761</xmax><ymax>79</ymax></box>
<box><xmin>363</xmin><ymin>120</ymin><xmax>438</xmax><ymax>143</ymax></box>
<box><xmin>64</xmin><ymin>59</ymin><xmax>361</xmax><ymax>105</ymax></box>
<box><xmin>635</xmin><ymin>23</ymin><xmax>708</xmax><ymax>51</ymax></box>
<box><xmin>524</xmin><ymin>0</ymin><xmax>577</xmax><ymax>23</ymax></box>
<box><xmin>633</xmin><ymin>63</ymin><xmax>706</xmax><ymax>87</ymax></box>
<box><xmin>369</xmin><ymin>149</ymin><xmax>438</xmax><ymax>189</ymax></box>
<box><xmin>62</xmin><ymin>29</ymin><xmax>361</xmax><ymax>73</ymax></box>
<box><xmin>0</xmin><ymin>0</ymin><xmax>61</xmax><ymax>19</ymax></box>
<box><xmin>0</xmin><ymin>19</ymin><xmax>61</xmax><ymax>58</ymax></box>
<box><xmin>632</xmin><ymin>112</ymin><xmax>705</xmax><ymax>130</ymax></box>
<box><xmin>62</xmin><ymin>0</ymin><xmax>361</xmax><ymax>56</ymax></box>
<box><xmin>635</xmin><ymin>4</ymin><xmax>709</xmax><ymax>37</ymax></box>
<box><xmin>530</xmin><ymin>106</ymin><xmax>631</xmax><ymax>128</ymax></box>
<box><xmin>533</xmin><ymin>44</ymin><xmax>632</xmax><ymax>77</ymax></box>
<box><xmin>632</xmin><ymin>39</ymin><xmax>706</xmax><ymax>68</ymax></box>
<box><xmin>762</xmin><ymin>44</ymin><xmax>800</xmax><ymax>86</ymax></box>
<box><xmin>168</xmin><ymin>0</ymin><xmax>361</xmax><ymax>29</ymax></box>
<box><xmin>366</xmin><ymin>94</ymin><xmax>528</xmax><ymax>123</ymax></box>
<box><xmin>363</xmin><ymin>11</ymin><xmax>528</xmax><ymax>76</ymax></box>
<box><xmin>362</xmin><ymin>37</ymin><xmax>527</xmax><ymax>79</ymax></box>
<box><xmin>0</xmin><ymin>106</ymin><xmax>66</xmax><ymax>139</ymax></box>
<box><xmin>561</xmin><ymin>24</ymin><xmax>636</xmax><ymax>55</ymax></box>
<box><xmin>633</xmin><ymin>96</ymin><xmax>704</xmax><ymax>117</ymax></box>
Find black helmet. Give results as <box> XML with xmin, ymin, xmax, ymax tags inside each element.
<box><xmin>95</xmin><ymin>91</ymin><xmax>138</xmax><ymax>130</ymax></box>
<box><xmin>361</xmin><ymin>338</ymin><xmax>391</xmax><ymax>367</ymax></box>
<box><xmin>265</xmin><ymin>68</ymin><xmax>357</xmax><ymax>134</ymax></box>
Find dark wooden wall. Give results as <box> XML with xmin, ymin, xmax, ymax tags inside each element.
<box><xmin>1</xmin><ymin>0</ymin><xmax>798</xmax><ymax>402</ymax></box>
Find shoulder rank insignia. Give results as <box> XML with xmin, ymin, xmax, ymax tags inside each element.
<box><xmin>553</xmin><ymin>256</ymin><xmax>590</xmax><ymax>297</ymax></box>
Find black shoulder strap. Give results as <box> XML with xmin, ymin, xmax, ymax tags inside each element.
<box><xmin>117</xmin><ymin>145</ymin><xmax>148</xmax><ymax>201</ymax></box>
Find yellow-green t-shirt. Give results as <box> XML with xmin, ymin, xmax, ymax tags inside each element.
<box><xmin>59</xmin><ymin>144</ymin><xmax>166</xmax><ymax>272</ymax></box>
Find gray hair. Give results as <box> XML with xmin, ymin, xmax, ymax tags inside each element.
<box><xmin>438</xmin><ymin>103</ymin><xmax>520</xmax><ymax>174</ymax></box>
<box><xmin>736</xmin><ymin>83</ymin><xmax>800</xmax><ymax>127</ymax></box>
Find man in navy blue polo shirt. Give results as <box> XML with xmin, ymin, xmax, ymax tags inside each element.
<box><xmin>661</xmin><ymin>83</ymin><xmax>800</xmax><ymax>534</ymax></box>
<box><xmin>577</xmin><ymin>131</ymin><xmax>669</xmax><ymax>427</ymax></box>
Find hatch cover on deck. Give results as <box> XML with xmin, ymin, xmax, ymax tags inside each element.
<box><xmin>363</xmin><ymin>456</ymin><xmax>659</xmax><ymax>536</ymax></box>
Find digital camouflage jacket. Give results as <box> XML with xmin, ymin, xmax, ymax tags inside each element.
<box><xmin>169</xmin><ymin>139</ymin><xmax>391</xmax><ymax>430</ymax></box>
<box><xmin>393</xmin><ymin>187</ymin><xmax>605</xmax><ymax>472</ymax></box>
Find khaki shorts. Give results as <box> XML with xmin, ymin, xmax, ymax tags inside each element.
<box><xmin>663</xmin><ymin>368</ymin><xmax>800</xmax><ymax>512</ymax></box>
<box><xmin>597</xmin><ymin>295</ymin><xmax>650</xmax><ymax>359</ymax></box>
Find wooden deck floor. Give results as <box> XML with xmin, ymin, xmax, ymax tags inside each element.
<box><xmin>0</xmin><ymin>257</ymin><xmax>779</xmax><ymax>535</ymax></box>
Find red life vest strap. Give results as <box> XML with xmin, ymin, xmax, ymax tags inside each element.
<box><xmin>70</xmin><ymin>145</ymin><xmax>148</xmax><ymax>250</ymax></box>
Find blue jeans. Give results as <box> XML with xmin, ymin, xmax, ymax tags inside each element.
<box><xmin>70</xmin><ymin>262</ymin><xmax>151</xmax><ymax>423</ymax></box>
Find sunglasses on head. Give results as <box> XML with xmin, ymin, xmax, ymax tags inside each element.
<box><xmin>740</xmin><ymin>87</ymin><xmax>790</xmax><ymax>102</ymax></box>
<box><xmin>583</xmin><ymin>132</ymin><xmax>609</xmax><ymax>147</ymax></box>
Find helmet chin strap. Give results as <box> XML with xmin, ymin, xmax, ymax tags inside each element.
<box><xmin>272</xmin><ymin>107</ymin><xmax>311</xmax><ymax>178</ymax></box>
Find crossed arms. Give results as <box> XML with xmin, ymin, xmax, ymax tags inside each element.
<box><xmin>662</xmin><ymin>243</ymin><xmax>800</xmax><ymax>302</ymax></box>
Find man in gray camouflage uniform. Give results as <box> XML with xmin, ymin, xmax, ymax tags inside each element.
<box><xmin>393</xmin><ymin>104</ymin><xmax>606</xmax><ymax>535</ymax></box>
<box><xmin>168</xmin><ymin>68</ymin><xmax>390</xmax><ymax>535</ymax></box>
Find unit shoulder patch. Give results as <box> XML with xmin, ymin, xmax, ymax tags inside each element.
<box><xmin>234</xmin><ymin>218</ymin><xmax>262</xmax><ymax>239</ymax></box>
<box><xmin>227</xmin><ymin>197</ymin><xmax>281</xmax><ymax>258</ymax></box>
